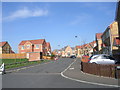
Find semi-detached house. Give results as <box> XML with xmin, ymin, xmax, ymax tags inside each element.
<box><xmin>0</xmin><ymin>41</ymin><xmax>14</xmax><ymax>54</ymax></box>
<box><xmin>18</xmin><ymin>39</ymin><xmax>52</xmax><ymax>61</ymax></box>
<box><xmin>46</xmin><ymin>42</ymin><xmax>51</xmax><ymax>55</ymax></box>
<box><xmin>18</xmin><ymin>39</ymin><xmax>48</xmax><ymax>60</ymax></box>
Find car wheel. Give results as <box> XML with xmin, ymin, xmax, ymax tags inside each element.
<box><xmin>92</xmin><ymin>62</ymin><xmax>96</xmax><ymax>64</ymax></box>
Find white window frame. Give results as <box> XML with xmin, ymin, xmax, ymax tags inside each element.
<box><xmin>21</xmin><ymin>46</ymin><xmax>25</xmax><ymax>50</ymax></box>
<box><xmin>35</xmin><ymin>44</ymin><xmax>40</xmax><ymax>49</ymax></box>
<box><xmin>26</xmin><ymin>45</ymin><xmax>30</xmax><ymax>49</ymax></box>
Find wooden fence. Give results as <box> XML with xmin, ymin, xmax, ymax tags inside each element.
<box><xmin>0</xmin><ymin>53</ymin><xmax>27</xmax><ymax>59</ymax></box>
<box><xmin>81</xmin><ymin>62</ymin><xmax>120</xmax><ymax>78</ymax></box>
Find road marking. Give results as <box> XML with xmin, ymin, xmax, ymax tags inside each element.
<box><xmin>69</xmin><ymin>68</ymin><xmax>74</xmax><ymax>70</ymax></box>
<box><xmin>61</xmin><ymin>59</ymin><xmax>119</xmax><ymax>87</ymax></box>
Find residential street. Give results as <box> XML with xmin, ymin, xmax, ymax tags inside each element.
<box><xmin>2</xmin><ymin>58</ymin><xmax>119</xmax><ymax>88</ymax></box>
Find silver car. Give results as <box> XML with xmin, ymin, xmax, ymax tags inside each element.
<box><xmin>89</xmin><ymin>54</ymin><xmax>116</xmax><ymax>64</ymax></box>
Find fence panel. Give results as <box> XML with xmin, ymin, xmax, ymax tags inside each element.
<box><xmin>0</xmin><ymin>53</ymin><xmax>27</xmax><ymax>59</ymax></box>
<box><xmin>81</xmin><ymin>62</ymin><xmax>120</xmax><ymax>78</ymax></box>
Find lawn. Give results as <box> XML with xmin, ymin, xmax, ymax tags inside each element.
<box><xmin>0</xmin><ymin>59</ymin><xmax>50</xmax><ymax>70</ymax></box>
<box><xmin>1</xmin><ymin>58</ymin><xmax>28</xmax><ymax>64</ymax></box>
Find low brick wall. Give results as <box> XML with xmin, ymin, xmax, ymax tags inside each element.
<box><xmin>81</xmin><ymin>62</ymin><xmax>120</xmax><ymax>78</ymax></box>
<box><xmin>29</xmin><ymin>53</ymin><xmax>41</xmax><ymax>61</ymax></box>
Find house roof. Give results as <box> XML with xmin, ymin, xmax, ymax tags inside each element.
<box><xmin>76</xmin><ymin>41</ymin><xmax>96</xmax><ymax>49</ymax></box>
<box><xmin>76</xmin><ymin>46</ymin><xmax>82</xmax><ymax>49</ymax></box>
<box><xmin>19</xmin><ymin>39</ymin><xmax>45</xmax><ymax>45</ymax></box>
<box><xmin>71</xmin><ymin>47</ymin><xmax>75</xmax><ymax>50</ymax></box>
<box><xmin>46</xmin><ymin>42</ymin><xmax>50</xmax><ymax>47</ymax></box>
<box><xmin>61</xmin><ymin>48</ymin><xmax>65</xmax><ymax>51</ymax></box>
<box><xmin>62</xmin><ymin>46</ymin><xmax>68</xmax><ymax>51</ymax></box>
<box><xmin>0</xmin><ymin>41</ymin><xmax>7</xmax><ymax>47</ymax></box>
<box><xmin>85</xmin><ymin>44</ymin><xmax>91</xmax><ymax>48</ymax></box>
<box><xmin>10</xmin><ymin>50</ymin><xmax>15</xmax><ymax>53</ymax></box>
<box><xmin>96</xmin><ymin>33</ymin><xmax>103</xmax><ymax>40</ymax></box>
<box><xmin>89</xmin><ymin>41</ymin><xmax>96</xmax><ymax>48</ymax></box>
<box><xmin>81</xmin><ymin>44</ymin><xmax>87</xmax><ymax>48</ymax></box>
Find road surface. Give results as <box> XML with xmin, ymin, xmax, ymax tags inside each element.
<box><xmin>2</xmin><ymin>58</ymin><xmax>118</xmax><ymax>88</ymax></box>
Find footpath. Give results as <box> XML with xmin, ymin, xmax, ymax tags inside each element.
<box><xmin>61</xmin><ymin>58</ymin><xmax>119</xmax><ymax>87</ymax></box>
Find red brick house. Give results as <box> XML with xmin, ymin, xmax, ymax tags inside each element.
<box><xmin>46</xmin><ymin>42</ymin><xmax>51</xmax><ymax>55</ymax></box>
<box><xmin>0</xmin><ymin>41</ymin><xmax>14</xmax><ymax>54</ymax></box>
<box><xmin>94</xmin><ymin>33</ymin><xmax>103</xmax><ymax>54</ymax></box>
<box><xmin>75</xmin><ymin>41</ymin><xmax>96</xmax><ymax>57</ymax></box>
<box><xmin>18</xmin><ymin>39</ymin><xmax>47</xmax><ymax>56</ymax></box>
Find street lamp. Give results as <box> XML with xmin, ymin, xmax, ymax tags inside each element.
<box><xmin>75</xmin><ymin>36</ymin><xmax>78</xmax><ymax>38</ymax></box>
<box><xmin>75</xmin><ymin>36</ymin><xmax>80</xmax><ymax>57</ymax></box>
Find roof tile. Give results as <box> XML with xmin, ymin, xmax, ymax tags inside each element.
<box><xmin>19</xmin><ymin>39</ymin><xmax>45</xmax><ymax>45</ymax></box>
<box><xmin>0</xmin><ymin>41</ymin><xmax>7</xmax><ymax>47</ymax></box>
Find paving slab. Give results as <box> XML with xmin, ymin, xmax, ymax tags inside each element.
<box><xmin>62</xmin><ymin>58</ymin><xmax>119</xmax><ymax>87</ymax></box>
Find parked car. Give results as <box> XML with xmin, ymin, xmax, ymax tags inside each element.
<box><xmin>70</xmin><ymin>55</ymin><xmax>76</xmax><ymax>59</ymax></box>
<box><xmin>89</xmin><ymin>54</ymin><xmax>118</xmax><ymax>64</ymax></box>
<box><xmin>88</xmin><ymin>55</ymin><xmax>99</xmax><ymax>62</ymax></box>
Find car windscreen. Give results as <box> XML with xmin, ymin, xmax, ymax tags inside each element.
<box><xmin>90</xmin><ymin>55</ymin><xmax>99</xmax><ymax>59</ymax></box>
<box><xmin>89</xmin><ymin>55</ymin><xmax>93</xmax><ymax>60</ymax></box>
<box><xmin>100</xmin><ymin>55</ymin><xmax>115</xmax><ymax>60</ymax></box>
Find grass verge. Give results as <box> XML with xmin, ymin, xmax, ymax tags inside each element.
<box><xmin>5</xmin><ymin>60</ymin><xmax>50</xmax><ymax>70</ymax></box>
<box><xmin>1</xmin><ymin>58</ymin><xmax>28</xmax><ymax>64</ymax></box>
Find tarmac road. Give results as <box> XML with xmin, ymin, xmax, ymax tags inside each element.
<box><xmin>2</xmin><ymin>58</ymin><xmax>119</xmax><ymax>88</ymax></box>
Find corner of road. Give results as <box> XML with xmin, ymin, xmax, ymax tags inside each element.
<box><xmin>61</xmin><ymin>58</ymin><xmax>119</xmax><ymax>88</ymax></box>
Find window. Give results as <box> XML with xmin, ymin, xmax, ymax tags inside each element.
<box><xmin>36</xmin><ymin>44</ymin><xmax>39</xmax><ymax>49</ymax></box>
<box><xmin>21</xmin><ymin>46</ymin><xmax>24</xmax><ymax>50</ymax></box>
<box><xmin>107</xmin><ymin>56</ymin><xmax>115</xmax><ymax>60</ymax></box>
<box><xmin>26</xmin><ymin>45</ymin><xmax>30</xmax><ymax>49</ymax></box>
<box><xmin>6</xmin><ymin>46</ymin><xmax>10</xmax><ymax>53</ymax></box>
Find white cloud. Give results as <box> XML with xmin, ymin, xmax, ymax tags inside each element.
<box><xmin>3</xmin><ymin>7</ymin><xmax>48</xmax><ymax>21</ymax></box>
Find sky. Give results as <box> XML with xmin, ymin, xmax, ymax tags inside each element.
<box><xmin>2</xmin><ymin>2</ymin><xmax>117</xmax><ymax>52</ymax></box>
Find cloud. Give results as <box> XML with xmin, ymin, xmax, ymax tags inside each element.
<box><xmin>3</xmin><ymin>7</ymin><xmax>48</xmax><ymax>21</ymax></box>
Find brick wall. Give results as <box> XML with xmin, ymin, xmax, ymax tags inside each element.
<box><xmin>29</xmin><ymin>52</ymin><xmax>41</xmax><ymax>61</ymax></box>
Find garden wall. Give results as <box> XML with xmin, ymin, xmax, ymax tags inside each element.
<box><xmin>0</xmin><ymin>53</ymin><xmax>27</xmax><ymax>59</ymax></box>
<box><xmin>81</xmin><ymin>62</ymin><xmax>120</xmax><ymax>78</ymax></box>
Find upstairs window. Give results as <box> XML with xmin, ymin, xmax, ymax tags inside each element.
<box><xmin>36</xmin><ymin>44</ymin><xmax>39</xmax><ymax>49</ymax></box>
<box><xmin>26</xmin><ymin>45</ymin><xmax>30</xmax><ymax>49</ymax></box>
<box><xmin>21</xmin><ymin>46</ymin><xmax>25</xmax><ymax>50</ymax></box>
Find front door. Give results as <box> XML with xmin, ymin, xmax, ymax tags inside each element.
<box><xmin>40</xmin><ymin>52</ymin><xmax>43</xmax><ymax>59</ymax></box>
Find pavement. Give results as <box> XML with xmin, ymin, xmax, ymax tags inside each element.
<box><xmin>61</xmin><ymin>58</ymin><xmax>119</xmax><ymax>87</ymax></box>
